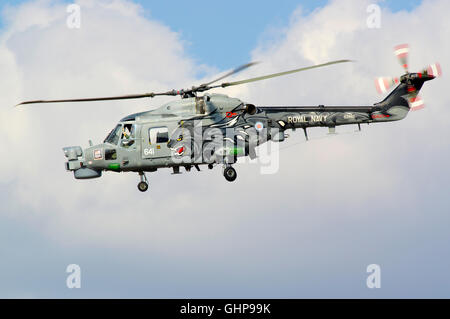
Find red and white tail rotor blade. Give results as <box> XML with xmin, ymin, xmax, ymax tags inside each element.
<box><xmin>424</xmin><ymin>62</ymin><xmax>442</xmax><ymax>77</ymax></box>
<box><xmin>394</xmin><ymin>44</ymin><xmax>410</xmax><ymax>73</ymax></box>
<box><xmin>409</xmin><ymin>95</ymin><xmax>425</xmax><ymax>111</ymax></box>
<box><xmin>375</xmin><ymin>77</ymin><xmax>399</xmax><ymax>94</ymax></box>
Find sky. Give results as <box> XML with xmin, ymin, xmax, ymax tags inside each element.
<box><xmin>0</xmin><ymin>0</ymin><xmax>423</xmax><ymax>69</ymax></box>
<box><xmin>0</xmin><ymin>0</ymin><xmax>449</xmax><ymax>298</ymax></box>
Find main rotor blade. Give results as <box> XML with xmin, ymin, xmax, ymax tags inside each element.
<box><xmin>211</xmin><ymin>59</ymin><xmax>353</xmax><ymax>89</ymax></box>
<box><xmin>200</xmin><ymin>62</ymin><xmax>259</xmax><ymax>87</ymax></box>
<box><xmin>16</xmin><ymin>91</ymin><xmax>178</xmax><ymax>106</ymax></box>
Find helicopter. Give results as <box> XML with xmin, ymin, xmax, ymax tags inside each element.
<box><xmin>17</xmin><ymin>44</ymin><xmax>441</xmax><ymax>192</ymax></box>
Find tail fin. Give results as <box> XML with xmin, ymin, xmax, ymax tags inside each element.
<box><xmin>371</xmin><ymin>73</ymin><xmax>434</xmax><ymax>121</ymax></box>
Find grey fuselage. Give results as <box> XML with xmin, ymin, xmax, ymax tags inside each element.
<box><xmin>63</xmin><ymin>73</ymin><xmax>432</xmax><ymax>179</ymax></box>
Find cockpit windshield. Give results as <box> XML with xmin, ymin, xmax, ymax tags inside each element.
<box><xmin>104</xmin><ymin>124</ymin><xmax>122</xmax><ymax>145</ymax></box>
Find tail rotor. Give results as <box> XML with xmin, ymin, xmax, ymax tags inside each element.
<box><xmin>394</xmin><ymin>43</ymin><xmax>410</xmax><ymax>73</ymax></box>
<box><xmin>374</xmin><ymin>44</ymin><xmax>442</xmax><ymax>111</ymax></box>
<box><xmin>375</xmin><ymin>77</ymin><xmax>399</xmax><ymax>94</ymax></box>
<box><xmin>424</xmin><ymin>63</ymin><xmax>442</xmax><ymax>78</ymax></box>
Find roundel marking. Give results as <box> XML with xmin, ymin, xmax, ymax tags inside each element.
<box><xmin>255</xmin><ymin>121</ymin><xmax>264</xmax><ymax>132</ymax></box>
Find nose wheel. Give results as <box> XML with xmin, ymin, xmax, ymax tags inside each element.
<box><xmin>137</xmin><ymin>172</ymin><xmax>149</xmax><ymax>192</ymax></box>
<box><xmin>223</xmin><ymin>165</ymin><xmax>237</xmax><ymax>182</ymax></box>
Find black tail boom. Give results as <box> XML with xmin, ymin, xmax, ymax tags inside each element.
<box><xmin>256</xmin><ymin>72</ymin><xmax>434</xmax><ymax>130</ymax></box>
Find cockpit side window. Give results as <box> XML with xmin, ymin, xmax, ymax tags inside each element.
<box><xmin>149</xmin><ymin>127</ymin><xmax>169</xmax><ymax>145</ymax></box>
<box><xmin>122</xmin><ymin>124</ymin><xmax>135</xmax><ymax>139</ymax></box>
<box><xmin>157</xmin><ymin>131</ymin><xmax>169</xmax><ymax>143</ymax></box>
<box><xmin>104</xmin><ymin>124</ymin><xmax>122</xmax><ymax>145</ymax></box>
<box><xmin>120</xmin><ymin>123</ymin><xmax>136</xmax><ymax>148</ymax></box>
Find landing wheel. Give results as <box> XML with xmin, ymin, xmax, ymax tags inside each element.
<box><xmin>138</xmin><ymin>181</ymin><xmax>149</xmax><ymax>192</ymax></box>
<box><xmin>138</xmin><ymin>172</ymin><xmax>149</xmax><ymax>192</ymax></box>
<box><xmin>223</xmin><ymin>166</ymin><xmax>237</xmax><ymax>182</ymax></box>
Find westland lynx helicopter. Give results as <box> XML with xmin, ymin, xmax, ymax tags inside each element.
<box><xmin>18</xmin><ymin>44</ymin><xmax>441</xmax><ymax>192</ymax></box>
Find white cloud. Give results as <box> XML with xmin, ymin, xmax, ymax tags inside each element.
<box><xmin>0</xmin><ymin>0</ymin><xmax>201</xmax><ymax>246</ymax></box>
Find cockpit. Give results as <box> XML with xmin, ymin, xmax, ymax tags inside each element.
<box><xmin>104</xmin><ymin>123</ymin><xmax>136</xmax><ymax>147</ymax></box>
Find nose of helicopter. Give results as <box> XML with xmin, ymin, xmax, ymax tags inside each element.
<box><xmin>63</xmin><ymin>146</ymin><xmax>102</xmax><ymax>179</ymax></box>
